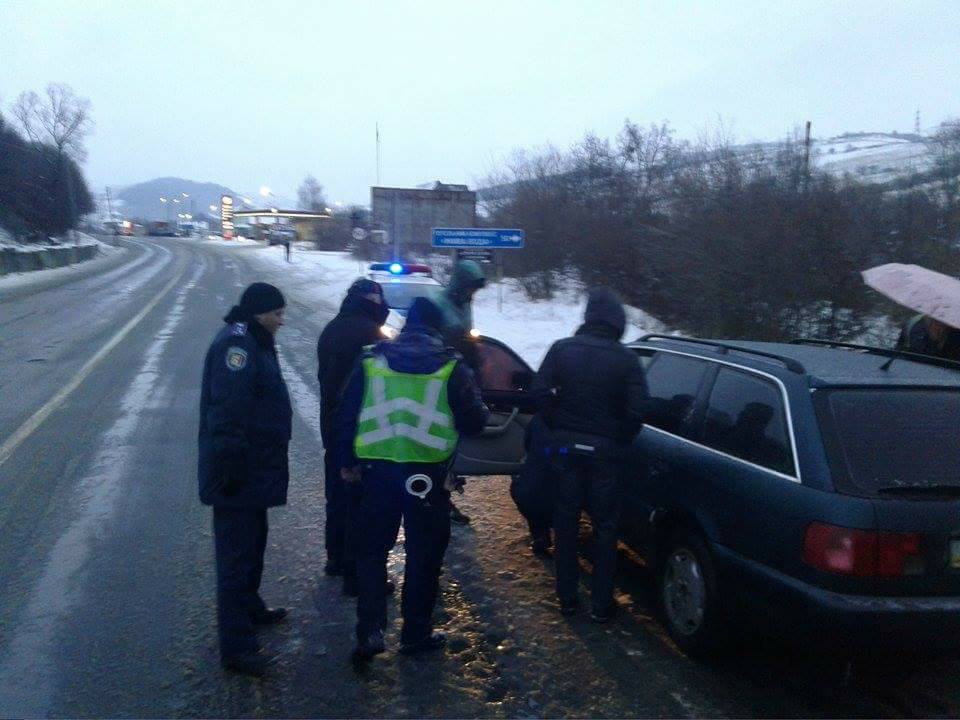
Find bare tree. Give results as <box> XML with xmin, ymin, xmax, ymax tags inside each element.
<box><xmin>929</xmin><ymin>119</ymin><xmax>960</xmax><ymax>211</ymax></box>
<box><xmin>297</xmin><ymin>175</ymin><xmax>327</xmax><ymax>212</ymax></box>
<box><xmin>12</xmin><ymin>83</ymin><xmax>93</xmax><ymax>163</ymax></box>
<box><xmin>617</xmin><ymin>120</ymin><xmax>680</xmax><ymax>202</ymax></box>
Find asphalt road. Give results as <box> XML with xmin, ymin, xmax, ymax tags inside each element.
<box><xmin>2</xmin><ymin>236</ymin><xmax>960</xmax><ymax>718</ymax></box>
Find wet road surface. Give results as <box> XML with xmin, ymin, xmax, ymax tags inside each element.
<box><xmin>2</xmin><ymin>236</ymin><xmax>960</xmax><ymax>718</ymax></box>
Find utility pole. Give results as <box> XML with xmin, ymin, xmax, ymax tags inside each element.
<box><xmin>803</xmin><ymin>120</ymin><xmax>812</xmax><ymax>187</ymax></box>
<box><xmin>376</xmin><ymin>122</ymin><xmax>381</xmax><ymax>186</ymax></box>
<box><xmin>915</xmin><ymin>108</ymin><xmax>921</xmax><ymax>135</ymax></box>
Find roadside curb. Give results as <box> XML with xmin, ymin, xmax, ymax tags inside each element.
<box><xmin>0</xmin><ymin>243</ymin><xmax>99</xmax><ymax>275</ymax></box>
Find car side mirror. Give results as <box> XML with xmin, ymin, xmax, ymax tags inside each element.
<box><xmin>511</xmin><ymin>370</ymin><xmax>533</xmax><ymax>391</ymax></box>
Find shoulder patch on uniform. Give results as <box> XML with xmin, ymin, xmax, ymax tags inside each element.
<box><xmin>225</xmin><ymin>346</ymin><xmax>249</xmax><ymax>371</ymax></box>
<box><xmin>231</xmin><ymin>322</ymin><xmax>247</xmax><ymax>337</ymax></box>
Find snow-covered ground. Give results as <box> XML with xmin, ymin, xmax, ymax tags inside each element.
<box><xmin>0</xmin><ymin>231</ymin><xmax>102</xmax><ymax>251</ymax></box>
<box><xmin>236</xmin><ymin>242</ymin><xmax>666</xmax><ymax>367</ymax></box>
<box><xmin>202</xmin><ymin>235</ymin><xmax>259</xmax><ymax>247</ymax></box>
<box><xmin>814</xmin><ymin>133</ymin><xmax>931</xmax><ymax>183</ymax></box>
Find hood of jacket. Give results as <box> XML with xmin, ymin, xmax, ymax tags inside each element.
<box><xmin>338</xmin><ymin>292</ymin><xmax>389</xmax><ymax>325</ymax></box>
<box><xmin>374</xmin><ymin>326</ymin><xmax>450</xmax><ymax>374</ymax></box>
<box><xmin>446</xmin><ymin>260</ymin><xmax>486</xmax><ymax>305</ymax></box>
<box><xmin>579</xmin><ymin>287</ymin><xmax>626</xmax><ymax>340</ymax></box>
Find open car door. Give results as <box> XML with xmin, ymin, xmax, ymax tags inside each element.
<box><xmin>452</xmin><ymin>336</ymin><xmax>534</xmax><ymax>476</ymax></box>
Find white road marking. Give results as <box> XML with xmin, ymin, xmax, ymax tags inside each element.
<box><xmin>277</xmin><ymin>347</ymin><xmax>322</xmax><ymax>444</ymax></box>
<box><xmin>0</xmin><ymin>260</ymin><xmax>205</xmax><ymax>717</ymax></box>
<box><xmin>0</xmin><ymin>266</ymin><xmax>186</xmax><ymax>469</ymax></box>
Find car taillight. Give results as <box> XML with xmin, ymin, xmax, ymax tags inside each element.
<box><xmin>803</xmin><ymin>522</ymin><xmax>922</xmax><ymax>577</ymax></box>
<box><xmin>877</xmin><ymin>531</ymin><xmax>923</xmax><ymax>576</ymax></box>
<box><xmin>803</xmin><ymin>523</ymin><xmax>877</xmax><ymax>576</ymax></box>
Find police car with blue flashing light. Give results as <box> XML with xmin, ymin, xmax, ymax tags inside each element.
<box><xmin>367</xmin><ymin>262</ymin><xmax>445</xmax><ymax>338</ymax></box>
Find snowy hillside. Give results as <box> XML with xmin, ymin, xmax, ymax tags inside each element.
<box><xmin>812</xmin><ymin>133</ymin><xmax>931</xmax><ymax>183</ymax></box>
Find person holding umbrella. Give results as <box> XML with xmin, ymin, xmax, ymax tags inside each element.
<box><xmin>897</xmin><ymin>315</ymin><xmax>960</xmax><ymax>361</ymax></box>
<box><xmin>862</xmin><ymin>263</ymin><xmax>960</xmax><ymax>362</ymax></box>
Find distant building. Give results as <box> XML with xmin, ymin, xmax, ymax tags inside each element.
<box><xmin>371</xmin><ymin>182</ymin><xmax>476</xmax><ymax>252</ymax></box>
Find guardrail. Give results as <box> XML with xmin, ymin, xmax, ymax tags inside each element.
<box><xmin>0</xmin><ymin>243</ymin><xmax>99</xmax><ymax>275</ymax></box>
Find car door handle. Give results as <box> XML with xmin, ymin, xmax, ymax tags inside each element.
<box><xmin>482</xmin><ymin>407</ymin><xmax>519</xmax><ymax>437</ymax></box>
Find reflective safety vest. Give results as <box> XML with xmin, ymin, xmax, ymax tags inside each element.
<box><xmin>354</xmin><ymin>355</ymin><xmax>459</xmax><ymax>463</ymax></box>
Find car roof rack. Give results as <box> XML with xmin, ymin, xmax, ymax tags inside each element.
<box><xmin>637</xmin><ymin>334</ymin><xmax>806</xmax><ymax>374</ymax></box>
<box><xmin>790</xmin><ymin>338</ymin><xmax>960</xmax><ymax>372</ymax></box>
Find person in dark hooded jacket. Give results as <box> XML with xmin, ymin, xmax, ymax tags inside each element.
<box><xmin>334</xmin><ymin>297</ymin><xmax>489</xmax><ymax>662</ymax></box>
<box><xmin>198</xmin><ymin>282</ymin><xmax>293</xmax><ymax>677</ymax></box>
<box><xmin>435</xmin><ymin>259</ymin><xmax>487</xmax><ymax>524</ymax></box>
<box><xmin>531</xmin><ymin>287</ymin><xmax>647</xmax><ymax>623</ymax></box>
<box><xmin>317</xmin><ymin>278</ymin><xmax>389</xmax><ymax>588</ymax></box>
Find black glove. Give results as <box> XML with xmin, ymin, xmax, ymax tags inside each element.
<box><xmin>214</xmin><ymin>453</ymin><xmax>249</xmax><ymax>497</ymax></box>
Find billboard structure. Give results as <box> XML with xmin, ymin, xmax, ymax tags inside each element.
<box><xmin>370</xmin><ymin>183</ymin><xmax>476</xmax><ymax>257</ymax></box>
<box><xmin>220</xmin><ymin>195</ymin><xmax>234</xmax><ymax>240</ymax></box>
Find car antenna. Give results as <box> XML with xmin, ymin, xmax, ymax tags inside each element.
<box><xmin>880</xmin><ymin>348</ymin><xmax>901</xmax><ymax>371</ymax></box>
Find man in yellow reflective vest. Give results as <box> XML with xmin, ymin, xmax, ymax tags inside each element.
<box><xmin>334</xmin><ymin>297</ymin><xmax>489</xmax><ymax>662</ymax></box>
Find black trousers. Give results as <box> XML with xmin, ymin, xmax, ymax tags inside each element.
<box><xmin>550</xmin><ymin>455</ymin><xmax>623</xmax><ymax>613</ymax></box>
<box><xmin>323</xmin><ymin>446</ymin><xmax>359</xmax><ymax>581</ymax></box>
<box><xmin>354</xmin><ymin>465</ymin><xmax>451</xmax><ymax>644</ymax></box>
<box><xmin>213</xmin><ymin>506</ymin><xmax>268</xmax><ymax>658</ymax></box>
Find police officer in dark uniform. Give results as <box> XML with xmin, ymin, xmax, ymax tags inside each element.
<box><xmin>334</xmin><ymin>298</ymin><xmax>488</xmax><ymax>662</ymax></box>
<box><xmin>198</xmin><ymin>282</ymin><xmax>293</xmax><ymax>677</ymax></box>
<box><xmin>532</xmin><ymin>287</ymin><xmax>647</xmax><ymax>623</ymax></box>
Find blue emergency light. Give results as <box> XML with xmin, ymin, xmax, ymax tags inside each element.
<box><xmin>368</xmin><ymin>262</ymin><xmax>433</xmax><ymax>277</ymax></box>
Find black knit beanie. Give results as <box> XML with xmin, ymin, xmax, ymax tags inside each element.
<box><xmin>240</xmin><ymin>282</ymin><xmax>285</xmax><ymax>315</ymax></box>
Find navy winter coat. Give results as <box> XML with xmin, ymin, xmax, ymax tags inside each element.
<box><xmin>531</xmin><ymin>287</ymin><xmax>647</xmax><ymax>458</ymax></box>
<box><xmin>333</xmin><ymin>322</ymin><xmax>489</xmax><ymax>473</ymax></box>
<box><xmin>198</xmin><ymin>319</ymin><xmax>293</xmax><ymax>508</ymax></box>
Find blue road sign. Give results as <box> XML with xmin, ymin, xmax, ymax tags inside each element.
<box><xmin>432</xmin><ymin>228</ymin><xmax>525</xmax><ymax>249</ymax></box>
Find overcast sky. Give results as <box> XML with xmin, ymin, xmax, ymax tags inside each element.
<box><xmin>2</xmin><ymin>0</ymin><xmax>958</xmax><ymax>205</ymax></box>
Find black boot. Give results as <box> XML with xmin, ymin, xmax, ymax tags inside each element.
<box><xmin>251</xmin><ymin>607</ymin><xmax>288</xmax><ymax>625</ymax></box>
<box><xmin>449</xmin><ymin>503</ymin><xmax>471</xmax><ymax>525</ymax></box>
<box><xmin>352</xmin><ymin>630</ymin><xmax>386</xmax><ymax>664</ymax></box>
<box><xmin>221</xmin><ymin>651</ymin><xmax>273</xmax><ymax>677</ymax></box>
<box><xmin>399</xmin><ymin>632</ymin><xmax>447</xmax><ymax>655</ymax></box>
<box><xmin>531</xmin><ymin>533</ymin><xmax>552</xmax><ymax>555</ymax></box>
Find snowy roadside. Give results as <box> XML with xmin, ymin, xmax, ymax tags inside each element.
<box><xmin>201</xmin><ymin>236</ymin><xmax>259</xmax><ymax>247</ymax></box>
<box><xmin>0</xmin><ymin>233</ymin><xmax>121</xmax><ymax>289</ymax></box>
<box><xmin>0</xmin><ymin>230</ymin><xmax>103</xmax><ymax>251</ymax></box>
<box><xmin>232</xmin><ymin>243</ymin><xmax>668</xmax><ymax>366</ymax></box>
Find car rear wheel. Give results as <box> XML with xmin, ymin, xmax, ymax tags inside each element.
<box><xmin>659</xmin><ymin>531</ymin><xmax>723</xmax><ymax>657</ymax></box>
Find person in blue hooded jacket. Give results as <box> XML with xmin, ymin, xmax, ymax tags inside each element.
<box><xmin>198</xmin><ymin>282</ymin><xmax>292</xmax><ymax>677</ymax></box>
<box><xmin>334</xmin><ymin>297</ymin><xmax>489</xmax><ymax>662</ymax></box>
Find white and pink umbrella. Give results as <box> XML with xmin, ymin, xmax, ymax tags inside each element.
<box><xmin>862</xmin><ymin>263</ymin><xmax>960</xmax><ymax>330</ymax></box>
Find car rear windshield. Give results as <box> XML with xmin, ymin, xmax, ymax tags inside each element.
<box><xmin>380</xmin><ymin>283</ymin><xmax>443</xmax><ymax>311</ymax></box>
<box><xmin>817</xmin><ymin>388</ymin><xmax>960</xmax><ymax>495</ymax></box>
